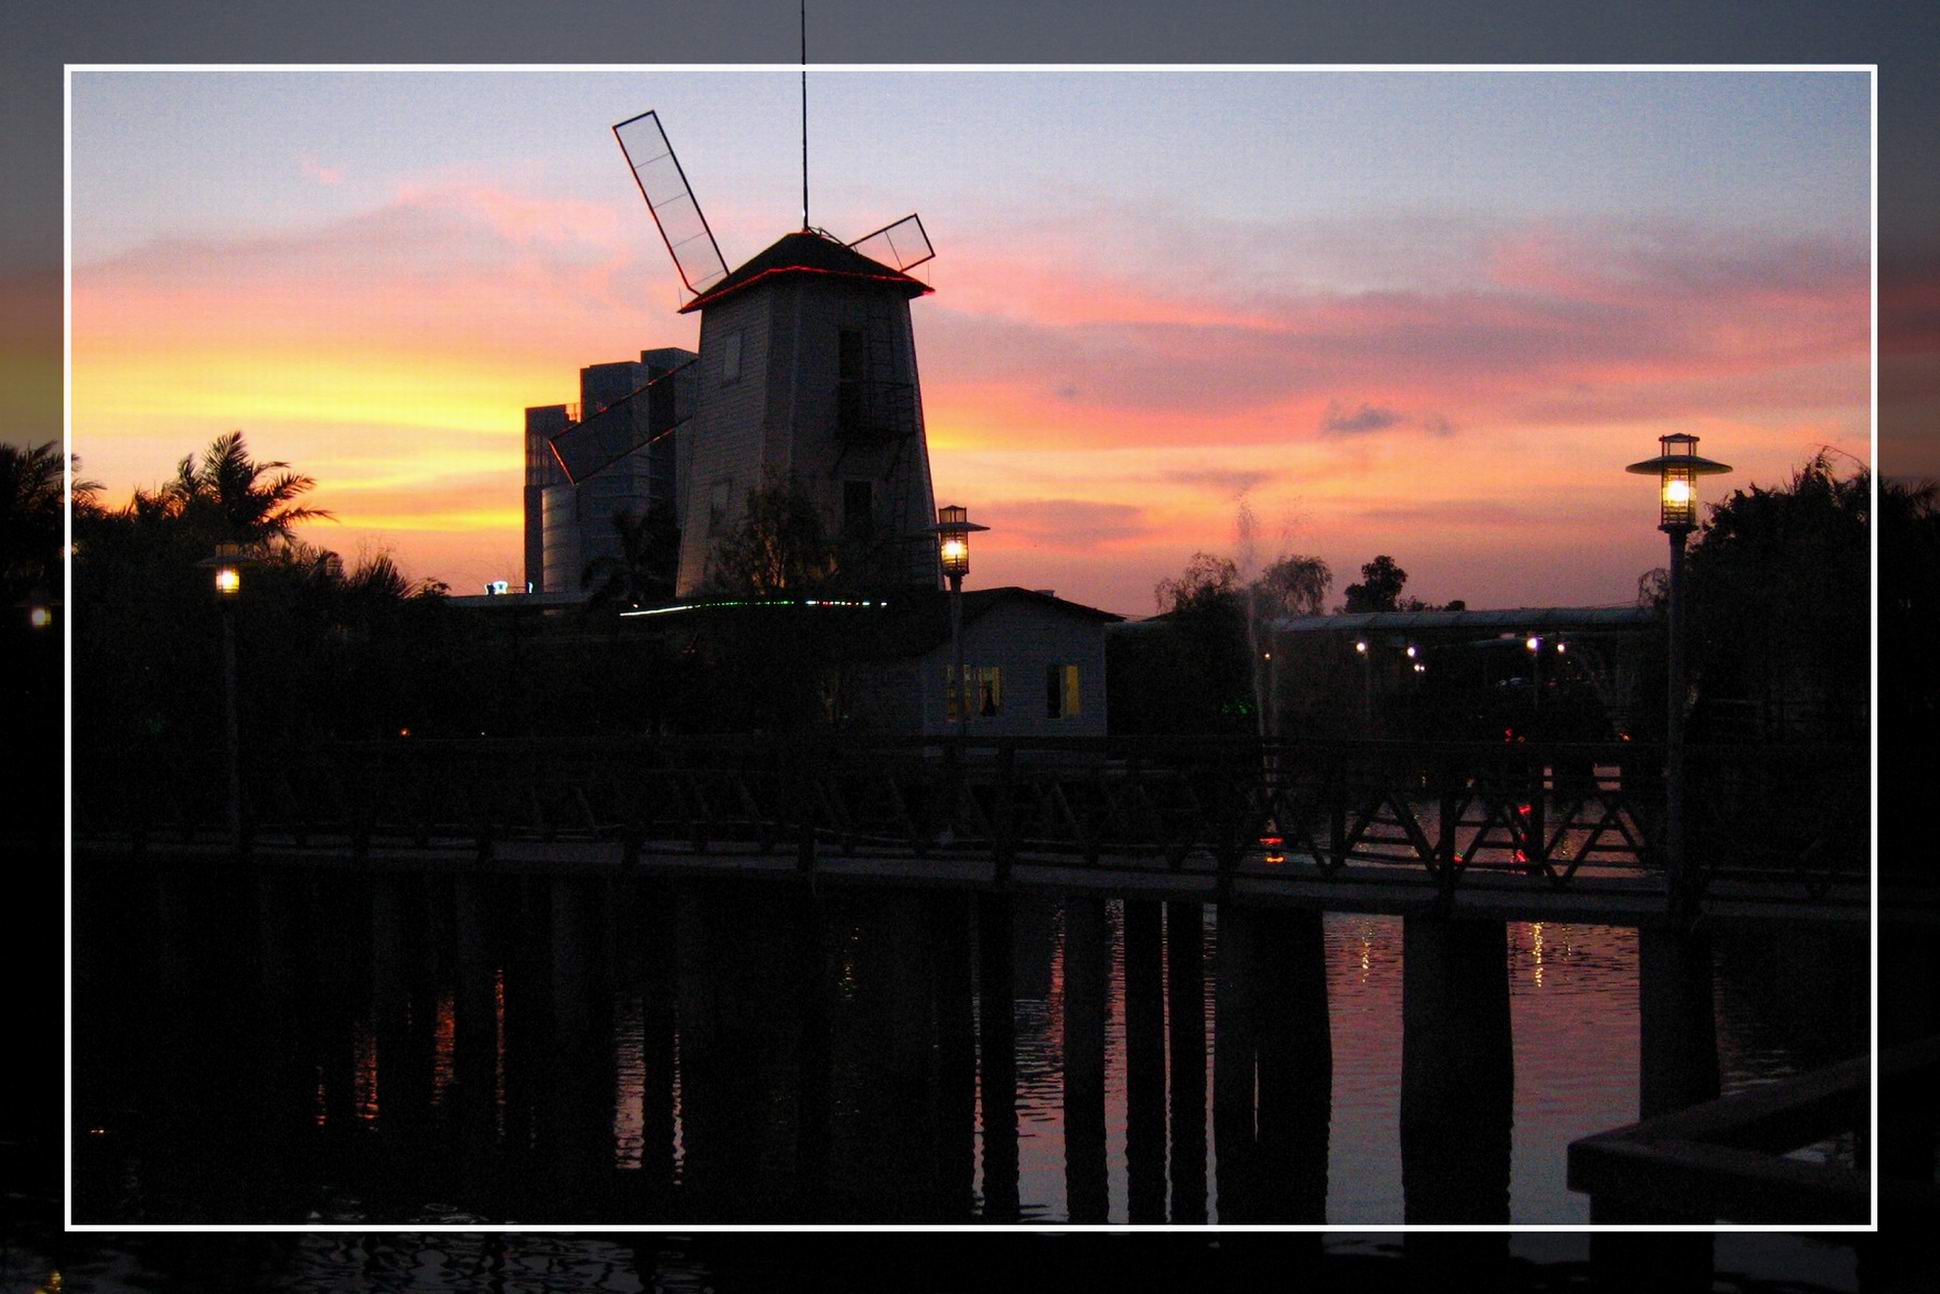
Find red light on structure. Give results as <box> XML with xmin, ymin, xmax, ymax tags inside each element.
<box><xmin>1517</xmin><ymin>802</ymin><xmax>1531</xmax><ymax>817</ymax></box>
<box><xmin>1259</xmin><ymin>835</ymin><xmax>1284</xmax><ymax>847</ymax></box>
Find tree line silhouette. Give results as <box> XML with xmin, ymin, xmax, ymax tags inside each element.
<box><xmin>1</xmin><ymin>433</ymin><xmax>1910</xmax><ymax>781</ymax></box>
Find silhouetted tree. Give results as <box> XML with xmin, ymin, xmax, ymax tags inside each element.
<box><xmin>1341</xmin><ymin>554</ymin><xmax>1408</xmax><ymax>612</ymax></box>
<box><xmin>1882</xmin><ymin>475</ymin><xmax>1938</xmax><ymax>875</ymax></box>
<box><xmin>1685</xmin><ymin>451</ymin><xmax>1868</xmax><ymax>739</ymax></box>
<box><xmin>151</xmin><ymin>430</ymin><xmax>333</xmax><ymax>546</ymax></box>
<box><xmin>1636</xmin><ymin>568</ymin><xmax>1669</xmax><ymax>611</ymax></box>
<box><xmin>704</xmin><ymin>473</ymin><xmax>837</xmax><ymax>596</ymax></box>
<box><xmin>1252</xmin><ymin>553</ymin><xmax>1332</xmax><ymax>619</ymax></box>
<box><xmin>0</xmin><ymin>440</ymin><xmax>98</xmax><ymax>604</ymax></box>
<box><xmin>584</xmin><ymin>506</ymin><xmax>680</xmax><ymax>609</ymax></box>
<box><xmin>1154</xmin><ymin>551</ymin><xmax>1240</xmax><ymax>616</ymax></box>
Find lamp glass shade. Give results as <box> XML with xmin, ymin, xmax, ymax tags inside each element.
<box><xmin>1625</xmin><ymin>433</ymin><xmax>1730</xmax><ymax>534</ymax></box>
<box><xmin>215</xmin><ymin>565</ymin><xmax>242</xmax><ymax>596</ymax></box>
<box><xmin>935</xmin><ymin>505</ymin><xmax>977</xmax><ymax>577</ymax></box>
<box><xmin>1660</xmin><ymin>465</ymin><xmax>1697</xmax><ymax>531</ymax></box>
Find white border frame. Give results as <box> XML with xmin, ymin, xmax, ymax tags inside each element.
<box><xmin>64</xmin><ymin>63</ymin><xmax>1877</xmax><ymax>1241</ymax></box>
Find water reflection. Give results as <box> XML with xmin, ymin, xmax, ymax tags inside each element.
<box><xmin>0</xmin><ymin>1232</ymin><xmax>1869</xmax><ymax>1293</ymax></box>
<box><xmin>69</xmin><ymin>863</ymin><xmax>1863</xmax><ymax>1224</ymax></box>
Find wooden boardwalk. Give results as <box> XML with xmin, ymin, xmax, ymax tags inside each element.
<box><xmin>75</xmin><ymin>733</ymin><xmax>1873</xmax><ymax>927</ymax></box>
<box><xmin>78</xmin><ymin>830</ymin><xmax>1872</xmax><ymax>927</ymax></box>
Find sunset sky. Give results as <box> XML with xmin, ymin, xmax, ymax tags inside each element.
<box><xmin>69</xmin><ymin>69</ymin><xmax>1871</xmax><ymax>614</ymax></box>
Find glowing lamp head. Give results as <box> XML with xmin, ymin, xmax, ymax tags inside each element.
<box><xmin>930</xmin><ymin>505</ymin><xmax>987</xmax><ymax>580</ymax></box>
<box><xmin>28</xmin><ymin>605</ymin><xmax>52</xmax><ymax>629</ymax></box>
<box><xmin>199</xmin><ymin>542</ymin><xmax>249</xmax><ymax>599</ymax></box>
<box><xmin>1405</xmin><ymin>644</ymin><xmax>1417</xmax><ymax>658</ymax></box>
<box><xmin>1526</xmin><ymin>635</ymin><xmax>1540</xmax><ymax>652</ymax></box>
<box><xmin>1354</xmin><ymin>640</ymin><xmax>1367</xmax><ymax>654</ymax></box>
<box><xmin>1626</xmin><ymin>433</ymin><xmax>1730</xmax><ymax>534</ymax></box>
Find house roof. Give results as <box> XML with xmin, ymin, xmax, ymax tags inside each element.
<box><xmin>615</xmin><ymin>585</ymin><xmax>1120</xmax><ymax>658</ymax></box>
<box><xmin>1111</xmin><ymin>604</ymin><xmax>1656</xmax><ymax>636</ymax></box>
<box><xmin>678</xmin><ymin>230</ymin><xmax>933</xmax><ymax>314</ymax></box>
<box><xmin>1271</xmin><ymin>605</ymin><xmax>1656</xmax><ymax>634</ymax></box>
<box><xmin>866</xmin><ymin>587</ymin><xmax>1121</xmax><ymax>659</ymax></box>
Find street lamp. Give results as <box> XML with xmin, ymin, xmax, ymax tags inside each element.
<box><xmin>1526</xmin><ymin>634</ymin><xmax>1542</xmax><ymax>714</ymax></box>
<box><xmin>1353</xmin><ymin>639</ymin><xmax>1372</xmax><ymax>731</ymax></box>
<box><xmin>196</xmin><ymin>542</ymin><xmax>251</xmax><ymax>850</ymax></box>
<box><xmin>1626</xmin><ymin>433</ymin><xmax>1731</xmax><ymax>900</ymax></box>
<box><xmin>927</xmin><ymin>506</ymin><xmax>988</xmax><ymax>732</ymax></box>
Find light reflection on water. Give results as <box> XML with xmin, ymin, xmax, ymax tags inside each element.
<box><xmin>72</xmin><ymin>873</ymin><xmax>1863</xmax><ymax>1227</ymax></box>
<box><xmin>0</xmin><ymin>1232</ymin><xmax>1867</xmax><ymax>1293</ymax></box>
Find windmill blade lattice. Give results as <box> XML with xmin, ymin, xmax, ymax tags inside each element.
<box><xmin>847</xmin><ymin>213</ymin><xmax>934</xmax><ymax>274</ymax></box>
<box><xmin>614</xmin><ymin>110</ymin><xmax>730</xmax><ymax>297</ymax></box>
<box><xmin>549</xmin><ymin>358</ymin><xmax>701</xmax><ymax>484</ymax></box>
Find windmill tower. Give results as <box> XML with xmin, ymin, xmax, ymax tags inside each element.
<box><xmin>549</xmin><ymin>110</ymin><xmax>942</xmax><ymax>596</ymax></box>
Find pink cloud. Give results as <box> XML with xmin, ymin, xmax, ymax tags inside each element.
<box><xmin>912</xmin><ymin>213</ymin><xmax>1868</xmax><ymax>455</ymax></box>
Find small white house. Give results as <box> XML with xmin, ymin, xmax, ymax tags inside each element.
<box><xmin>848</xmin><ymin>587</ymin><xmax>1119</xmax><ymax>737</ymax></box>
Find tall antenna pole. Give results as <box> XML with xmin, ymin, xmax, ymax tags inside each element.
<box><xmin>800</xmin><ymin>0</ymin><xmax>809</xmax><ymax>230</ymax></box>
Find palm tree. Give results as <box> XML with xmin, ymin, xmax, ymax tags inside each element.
<box><xmin>158</xmin><ymin>430</ymin><xmax>332</xmax><ymax>545</ymax></box>
<box><xmin>583</xmin><ymin>507</ymin><xmax>680</xmax><ymax>609</ymax></box>
<box><xmin>0</xmin><ymin>440</ymin><xmax>99</xmax><ymax>602</ymax></box>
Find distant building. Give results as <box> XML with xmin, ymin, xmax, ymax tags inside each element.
<box><xmin>524</xmin><ymin>347</ymin><xmax>695</xmax><ymax>595</ymax></box>
<box><xmin>742</xmin><ymin>587</ymin><xmax>1119</xmax><ymax>737</ymax></box>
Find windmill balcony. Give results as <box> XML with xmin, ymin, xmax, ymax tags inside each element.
<box><xmin>836</xmin><ymin>379</ymin><xmax>918</xmax><ymax>445</ymax></box>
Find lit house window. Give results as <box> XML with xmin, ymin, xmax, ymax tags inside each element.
<box><xmin>1046</xmin><ymin>664</ymin><xmax>1081</xmax><ymax>719</ymax></box>
<box><xmin>945</xmin><ymin>665</ymin><xmax>1003</xmax><ymax>721</ymax></box>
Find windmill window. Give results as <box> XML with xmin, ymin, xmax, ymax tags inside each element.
<box><xmin>721</xmin><ymin>330</ymin><xmax>743</xmax><ymax>384</ymax></box>
<box><xmin>1046</xmin><ymin>664</ymin><xmax>1082</xmax><ymax>719</ymax></box>
<box><xmin>843</xmin><ymin>480</ymin><xmax>875</xmax><ymax>538</ymax></box>
<box><xmin>707</xmin><ymin>478</ymin><xmax>732</xmax><ymax>533</ymax></box>
<box><xmin>838</xmin><ymin>328</ymin><xmax>865</xmax><ymax>381</ymax></box>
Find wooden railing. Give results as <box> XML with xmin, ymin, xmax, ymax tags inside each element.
<box><xmin>1569</xmin><ymin>1036</ymin><xmax>1938</xmax><ymax>1223</ymax></box>
<box><xmin>74</xmin><ymin>734</ymin><xmax>1868</xmax><ymax>901</ymax></box>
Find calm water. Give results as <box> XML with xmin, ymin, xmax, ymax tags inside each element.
<box><xmin>69</xmin><ymin>864</ymin><xmax>1866</xmax><ymax>1227</ymax></box>
<box><xmin>2</xmin><ymin>1232</ymin><xmax>1871</xmax><ymax>1293</ymax></box>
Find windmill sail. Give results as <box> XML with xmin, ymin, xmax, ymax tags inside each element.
<box><xmin>847</xmin><ymin>213</ymin><xmax>934</xmax><ymax>274</ymax></box>
<box><xmin>549</xmin><ymin>358</ymin><xmax>700</xmax><ymax>484</ymax></box>
<box><xmin>614</xmin><ymin>110</ymin><xmax>730</xmax><ymax>297</ymax></box>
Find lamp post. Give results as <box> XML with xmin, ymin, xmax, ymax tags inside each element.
<box><xmin>1354</xmin><ymin>638</ymin><xmax>1372</xmax><ymax>732</ymax></box>
<box><xmin>198</xmin><ymin>542</ymin><xmax>248</xmax><ymax>849</ymax></box>
<box><xmin>1525</xmin><ymin>635</ymin><xmax>1542</xmax><ymax>716</ymax></box>
<box><xmin>929</xmin><ymin>506</ymin><xmax>988</xmax><ymax>733</ymax></box>
<box><xmin>1626</xmin><ymin>434</ymin><xmax>1731</xmax><ymax>900</ymax></box>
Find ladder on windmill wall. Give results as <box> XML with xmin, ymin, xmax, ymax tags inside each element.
<box><xmin>836</xmin><ymin>298</ymin><xmax>918</xmax><ymax>447</ymax></box>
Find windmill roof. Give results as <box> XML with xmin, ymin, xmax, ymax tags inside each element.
<box><xmin>678</xmin><ymin>230</ymin><xmax>933</xmax><ymax>313</ymax></box>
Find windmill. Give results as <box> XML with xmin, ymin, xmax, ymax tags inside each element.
<box><xmin>549</xmin><ymin>108</ymin><xmax>942</xmax><ymax>596</ymax></box>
